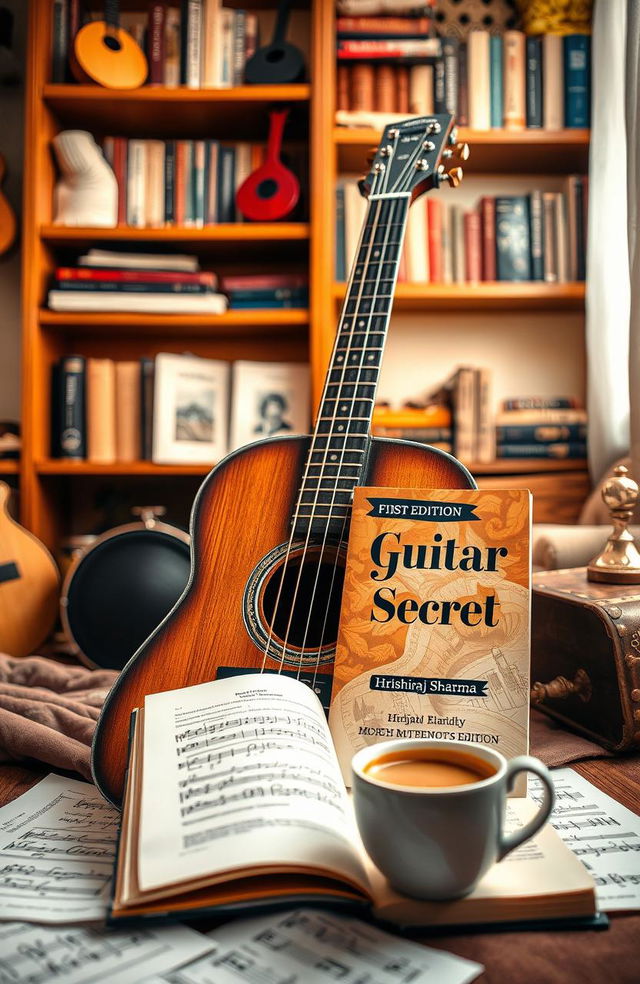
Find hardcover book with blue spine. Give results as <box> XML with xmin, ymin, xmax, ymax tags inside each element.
<box><xmin>495</xmin><ymin>197</ymin><xmax>531</xmax><ymax>281</ymax></box>
<box><xmin>489</xmin><ymin>35</ymin><xmax>503</xmax><ymax>128</ymax></box>
<box><xmin>564</xmin><ymin>35</ymin><xmax>590</xmax><ymax>127</ymax></box>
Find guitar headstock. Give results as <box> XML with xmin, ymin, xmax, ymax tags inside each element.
<box><xmin>359</xmin><ymin>115</ymin><xmax>469</xmax><ymax>202</ymax></box>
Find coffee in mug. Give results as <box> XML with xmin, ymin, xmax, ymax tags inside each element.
<box><xmin>364</xmin><ymin>747</ymin><xmax>497</xmax><ymax>788</ymax></box>
<box><xmin>352</xmin><ymin>738</ymin><xmax>555</xmax><ymax>901</ymax></box>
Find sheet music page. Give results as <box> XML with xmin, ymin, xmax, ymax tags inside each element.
<box><xmin>145</xmin><ymin>909</ymin><xmax>484</xmax><ymax>984</ymax></box>
<box><xmin>0</xmin><ymin>774</ymin><xmax>118</xmax><ymax>923</ymax></box>
<box><xmin>0</xmin><ymin>921</ymin><xmax>214</xmax><ymax>984</ymax></box>
<box><xmin>529</xmin><ymin>767</ymin><xmax>640</xmax><ymax>911</ymax></box>
<box><xmin>139</xmin><ymin>673</ymin><xmax>369</xmax><ymax>895</ymax></box>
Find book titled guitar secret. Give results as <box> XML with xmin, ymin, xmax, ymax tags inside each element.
<box><xmin>329</xmin><ymin>488</ymin><xmax>531</xmax><ymax>788</ymax></box>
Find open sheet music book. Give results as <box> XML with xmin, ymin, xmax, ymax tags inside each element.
<box><xmin>110</xmin><ymin>674</ymin><xmax>596</xmax><ymax>928</ymax></box>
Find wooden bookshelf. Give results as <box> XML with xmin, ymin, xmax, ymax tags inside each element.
<box><xmin>19</xmin><ymin>0</ymin><xmax>591</xmax><ymax>548</ymax></box>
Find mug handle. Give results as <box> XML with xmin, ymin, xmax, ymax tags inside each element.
<box><xmin>497</xmin><ymin>755</ymin><xmax>556</xmax><ymax>861</ymax></box>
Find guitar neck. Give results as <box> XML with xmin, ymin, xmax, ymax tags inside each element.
<box><xmin>293</xmin><ymin>193</ymin><xmax>411</xmax><ymax>540</ymax></box>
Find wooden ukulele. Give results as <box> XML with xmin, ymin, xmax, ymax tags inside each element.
<box><xmin>236</xmin><ymin>108</ymin><xmax>300</xmax><ymax>221</ymax></box>
<box><xmin>71</xmin><ymin>0</ymin><xmax>148</xmax><ymax>90</ymax></box>
<box><xmin>92</xmin><ymin>116</ymin><xmax>474</xmax><ymax>806</ymax></box>
<box><xmin>0</xmin><ymin>483</ymin><xmax>59</xmax><ymax>657</ymax></box>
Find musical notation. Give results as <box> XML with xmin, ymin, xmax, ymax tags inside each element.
<box><xmin>0</xmin><ymin>921</ymin><xmax>214</xmax><ymax>984</ymax></box>
<box><xmin>145</xmin><ymin>909</ymin><xmax>483</xmax><ymax>984</ymax></box>
<box><xmin>529</xmin><ymin>768</ymin><xmax>640</xmax><ymax>911</ymax></box>
<box><xmin>0</xmin><ymin>775</ymin><xmax>119</xmax><ymax>923</ymax></box>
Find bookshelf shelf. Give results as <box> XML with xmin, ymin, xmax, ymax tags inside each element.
<box><xmin>335</xmin><ymin>127</ymin><xmax>590</xmax><ymax>173</ymax></box>
<box><xmin>39</xmin><ymin>309</ymin><xmax>309</xmax><ymax>334</ymax></box>
<box><xmin>41</xmin><ymin>224</ymin><xmax>310</xmax><ymax>247</ymax></box>
<box><xmin>43</xmin><ymin>84</ymin><xmax>311</xmax><ymax>137</ymax></box>
<box><xmin>333</xmin><ymin>282</ymin><xmax>585</xmax><ymax>311</ymax></box>
<box><xmin>36</xmin><ymin>460</ymin><xmax>212</xmax><ymax>476</ymax></box>
<box><xmin>0</xmin><ymin>460</ymin><xmax>19</xmax><ymax>474</ymax></box>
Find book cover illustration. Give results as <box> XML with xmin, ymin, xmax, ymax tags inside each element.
<box><xmin>329</xmin><ymin>488</ymin><xmax>531</xmax><ymax>789</ymax></box>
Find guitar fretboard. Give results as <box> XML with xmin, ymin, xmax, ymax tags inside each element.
<box><xmin>293</xmin><ymin>195</ymin><xmax>410</xmax><ymax>541</ymax></box>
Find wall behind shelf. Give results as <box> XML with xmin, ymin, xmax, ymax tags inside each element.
<box><xmin>0</xmin><ymin>0</ymin><xmax>26</xmax><ymax>420</ymax></box>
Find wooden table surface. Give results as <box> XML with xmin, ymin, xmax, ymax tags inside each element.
<box><xmin>1</xmin><ymin>754</ymin><xmax>639</xmax><ymax>983</ymax></box>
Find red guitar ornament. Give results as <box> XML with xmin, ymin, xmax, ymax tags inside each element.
<box><xmin>236</xmin><ymin>109</ymin><xmax>299</xmax><ymax>221</ymax></box>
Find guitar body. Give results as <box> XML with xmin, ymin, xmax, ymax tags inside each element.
<box><xmin>0</xmin><ymin>483</ymin><xmax>60</xmax><ymax>657</ymax></box>
<box><xmin>93</xmin><ymin>435</ymin><xmax>474</xmax><ymax>805</ymax></box>
<box><xmin>71</xmin><ymin>21</ymin><xmax>148</xmax><ymax>89</ymax></box>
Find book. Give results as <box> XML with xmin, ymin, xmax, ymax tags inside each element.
<box><xmin>164</xmin><ymin>7</ymin><xmax>181</xmax><ymax>86</ymax></box>
<box><xmin>183</xmin><ymin>0</ymin><xmax>202</xmax><ymax>88</ymax></box>
<box><xmin>427</xmin><ymin>197</ymin><xmax>442</xmax><ymax>283</ymax></box>
<box><xmin>496</xmin><ymin>408</ymin><xmax>587</xmax><ymax>425</ymax></box>
<box><xmin>336</xmin><ymin>17</ymin><xmax>433</xmax><ymax>37</ymax></box>
<box><xmin>497</xmin><ymin>442</ymin><xmax>587</xmax><ymax>459</ymax></box>
<box><xmin>148</xmin><ymin>3</ymin><xmax>166</xmax><ymax>85</ymax></box>
<box><xmin>53</xmin><ymin>354</ymin><xmax>86</xmax><ymax>459</ymax></box>
<box><xmin>397</xmin><ymin>65</ymin><xmax>409</xmax><ymax>113</ymax></box>
<box><xmin>220</xmin><ymin>274</ymin><xmax>308</xmax><ymax>291</ymax></box>
<box><xmin>463</xmin><ymin>212</ymin><xmax>482</xmax><ymax>284</ymax></box>
<box><xmin>217</xmin><ymin>145</ymin><xmax>236</xmax><ymax>223</ymax></box>
<box><xmin>87</xmin><ymin>357</ymin><xmax>116</xmax><ymax>463</ymax></box>
<box><xmin>441</xmin><ymin>36</ymin><xmax>459</xmax><ymax>116</ymax></box>
<box><xmin>152</xmin><ymin>353</ymin><xmax>229</xmax><ymax>464</ymax></box>
<box><xmin>115</xmin><ymin>361</ymin><xmax>141</xmax><ymax>462</ymax></box>
<box><xmin>110</xmin><ymin>672</ymin><xmax>596</xmax><ymax>927</ymax></box>
<box><xmin>408</xmin><ymin>63</ymin><xmax>434</xmax><ymax>115</ymax></box>
<box><xmin>467</xmin><ymin>31</ymin><xmax>490</xmax><ymax>129</ymax></box>
<box><xmin>503</xmin><ymin>31</ymin><xmax>526</xmax><ymax>130</ymax></box>
<box><xmin>126</xmin><ymin>140</ymin><xmax>146</xmax><ymax>228</ymax></box>
<box><xmin>564</xmin><ymin>34</ymin><xmax>590</xmax><ymax>127</ymax></box>
<box><xmin>140</xmin><ymin>357</ymin><xmax>155</xmax><ymax>460</ymax></box>
<box><xmin>489</xmin><ymin>35</ymin><xmax>503</xmax><ymax>128</ymax></box>
<box><xmin>542</xmin><ymin>191</ymin><xmax>558</xmax><ymax>282</ymax></box>
<box><xmin>553</xmin><ymin>191</ymin><xmax>569</xmax><ymax>283</ymax></box>
<box><xmin>51</xmin><ymin>0</ymin><xmax>68</xmax><ymax>84</ymax></box>
<box><xmin>457</xmin><ymin>41</ymin><xmax>468</xmax><ymax>125</ymax></box>
<box><xmin>336</xmin><ymin>39</ymin><xmax>441</xmax><ymax>59</ymax></box>
<box><xmin>529</xmin><ymin>190</ymin><xmax>544</xmax><ymax>281</ymax></box>
<box><xmin>77</xmin><ymin>249</ymin><xmax>200</xmax><ymax>272</ymax></box>
<box><xmin>56</xmin><ymin>280</ymin><xmax>215</xmax><ymax>295</ymax></box>
<box><xmin>479</xmin><ymin>196</ymin><xmax>496</xmax><ymax>281</ymax></box>
<box><xmin>145</xmin><ymin>140</ymin><xmax>166</xmax><ymax>228</ymax></box>
<box><xmin>525</xmin><ymin>36</ymin><xmax>543</xmax><ymax>128</ymax></box>
<box><xmin>48</xmin><ymin>291</ymin><xmax>228</xmax><ymax>313</ymax></box>
<box><xmin>476</xmin><ymin>367</ymin><xmax>496</xmax><ymax>463</ymax></box>
<box><xmin>502</xmin><ymin>397</ymin><xmax>582</xmax><ymax>410</ymax></box>
<box><xmin>543</xmin><ymin>33</ymin><xmax>564</xmax><ymax>130</ymax></box>
<box><xmin>56</xmin><ymin>267</ymin><xmax>217</xmax><ymax>287</ymax></box>
<box><xmin>229</xmin><ymin>360</ymin><xmax>310</xmax><ymax>450</ymax></box>
<box><xmin>497</xmin><ymin>423</ymin><xmax>587</xmax><ymax>444</ymax></box>
<box><xmin>405</xmin><ymin>197</ymin><xmax>429</xmax><ymax>283</ymax></box>
<box><xmin>495</xmin><ymin>196</ymin><xmax>531</xmax><ymax>281</ymax></box>
<box><xmin>433</xmin><ymin>56</ymin><xmax>445</xmax><ymax>113</ymax></box>
<box><xmin>202</xmin><ymin>0</ymin><xmax>223</xmax><ymax>87</ymax></box>
<box><xmin>452</xmin><ymin>366</ymin><xmax>475</xmax><ymax>461</ymax></box>
<box><xmin>329</xmin><ymin>487</ymin><xmax>532</xmax><ymax>786</ymax></box>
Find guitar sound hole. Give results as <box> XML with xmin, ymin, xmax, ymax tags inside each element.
<box><xmin>261</xmin><ymin>548</ymin><xmax>345</xmax><ymax>652</ymax></box>
<box><xmin>258</xmin><ymin>178</ymin><xmax>278</xmax><ymax>199</ymax></box>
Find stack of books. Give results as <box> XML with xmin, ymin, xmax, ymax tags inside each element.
<box><xmin>336</xmin><ymin>179</ymin><xmax>587</xmax><ymax>284</ymax></box>
<box><xmin>51</xmin><ymin>353</ymin><xmax>310</xmax><ymax>466</ymax></box>
<box><xmin>496</xmin><ymin>397</ymin><xmax>587</xmax><ymax>460</ymax></box>
<box><xmin>52</xmin><ymin>1</ymin><xmax>260</xmax><ymax>87</ymax></box>
<box><xmin>100</xmin><ymin>137</ymin><xmax>306</xmax><ymax>228</ymax></box>
<box><xmin>220</xmin><ymin>274</ymin><xmax>309</xmax><ymax>310</ymax></box>
<box><xmin>47</xmin><ymin>250</ymin><xmax>228</xmax><ymax>314</ymax></box>
<box><xmin>372</xmin><ymin>405</ymin><xmax>452</xmax><ymax>454</ymax></box>
<box><xmin>336</xmin><ymin>26</ymin><xmax>590</xmax><ymax>129</ymax></box>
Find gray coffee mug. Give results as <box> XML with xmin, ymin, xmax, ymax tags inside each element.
<box><xmin>352</xmin><ymin>738</ymin><xmax>555</xmax><ymax>901</ymax></box>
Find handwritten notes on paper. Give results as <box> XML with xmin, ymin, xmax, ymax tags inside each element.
<box><xmin>0</xmin><ymin>774</ymin><xmax>118</xmax><ymax>923</ymax></box>
<box><xmin>147</xmin><ymin>909</ymin><xmax>484</xmax><ymax>984</ymax></box>
<box><xmin>0</xmin><ymin>922</ymin><xmax>214</xmax><ymax>984</ymax></box>
<box><xmin>530</xmin><ymin>767</ymin><xmax>640</xmax><ymax>911</ymax></box>
<box><xmin>138</xmin><ymin>674</ymin><xmax>368</xmax><ymax>896</ymax></box>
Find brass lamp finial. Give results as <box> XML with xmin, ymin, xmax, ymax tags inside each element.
<box><xmin>587</xmin><ymin>464</ymin><xmax>640</xmax><ymax>583</ymax></box>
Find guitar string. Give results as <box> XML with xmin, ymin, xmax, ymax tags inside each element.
<box><xmin>277</xmin><ymin>181</ymin><xmax>387</xmax><ymax>675</ymax></box>
<box><xmin>294</xmin><ymin>186</ymin><xmax>397</xmax><ymax>678</ymax></box>
<box><xmin>259</xmin><ymin>165</ymin><xmax>384</xmax><ymax>675</ymax></box>
<box><xmin>307</xmin><ymin>141</ymin><xmax>426</xmax><ymax>693</ymax></box>
<box><xmin>309</xmin><ymin>196</ymin><xmax>409</xmax><ymax>695</ymax></box>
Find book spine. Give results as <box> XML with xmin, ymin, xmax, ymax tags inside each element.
<box><xmin>148</xmin><ymin>3</ymin><xmax>166</xmax><ymax>85</ymax></box>
<box><xmin>464</xmin><ymin>212</ymin><xmax>482</xmax><ymax>283</ymax></box>
<box><xmin>205</xmin><ymin>140</ymin><xmax>218</xmax><ymax>223</ymax></box>
<box><xmin>442</xmin><ymin>37</ymin><xmax>459</xmax><ymax>116</ymax></box>
<box><xmin>489</xmin><ymin>35</ymin><xmax>503</xmax><ymax>128</ymax></box>
<box><xmin>350</xmin><ymin>63</ymin><xmax>375</xmax><ymax>111</ymax></box>
<box><xmin>220</xmin><ymin>8</ymin><xmax>234</xmax><ymax>86</ymax></box>
<box><xmin>183</xmin><ymin>141</ymin><xmax>195</xmax><ymax>226</ymax></box>
<box><xmin>227</xmin><ymin>288</ymin><xmax>308</xmax><ymax>302</ymax></box>
<box><xmin>228</xmin><ymin>298</ymin><xmax>307</xmax><ymax>309</ymax></box>
<box><xmin>174</xmin><ymin>141</ymin><xmax>187</xmax><ymax>225</ymax></box>
<box><xmin>87</xmin><ymin>358</ymin><xmax>116</xmax><ymax>463</ymax></box>
<box><xmin>408</xmin><ymin>64</ymin><xmax>434</xmax><ymax>115</ymax></box>
<box><xmin>542</xmin><ymin>191</ymin><xmax>557</xmax><ymax>282</ymax></box>
<box><xmin>193</xmin><ymin>140</ymin><xmax>206</xmax><ymax>228</ymax></box>
<box><xmin>433</xmin><ymin>57</ymin><xmax>446</xmax><ymax>113</ymax></box>
<box><xmin>245</xmin><ymin>12</ymin><xmax>258</xmax><ymax>64</ymax></box>
<box><xmin>144</xmin><ymin>141</ymin><xmax>166</xmax><ymax>228</ymax></box>
<box><xmin>454</xmin><ymin>368</ymin><xmax>475</xmax><ymax>462</ymax></box>
<box><xmin>564</xmin><ymin>35</ymin><xmax>590</xmax><ymax>127</ymax></box>
<box><xmin>574</xmin><ymin>176</ymin><xmax>586</xmax><ymax>280</ymax></box>
<box><xmin>427</xmin><ymin>197</ymin><xmax>442</xmax><ymax>284</ymax></box>
<box><xmin>56</xmin><ymin>355</ymin><xmax>86</xmax><ymax>459</ymax></box>
<box><xmin>164</xmin><ymin>7</ymin><xmax>181</xmax><ymax>86</ymax></box>
<box><xmin>529</xmin><ymin>190</ymin><xmax>544</xmax><ymax>281</ymax></box>
<box><xmin>543</xmin><ymin>34</ymin><xmax>563</xmax><ymax>130</ymax></box>
<box><xmin>335</xmin><ymin>184</ymin><xmax>346</xmax><ymax>281</ymax></box>
<box><xmin>480</xmin><ymin>196</ymin><xmax>496</xmax><ymax>282</ymax></box>
<box><xmin>336</xmin><ymin>39</ymin><xmax>441</xmax><ymax>58</ymax></box>
<box><xmin>336</xmin><ymin>17</ymin><xmax>432</xmax><ymax>35</ymax></box>
<box><xmin>503</xmin><ymin>30</ymin><xmax>526</xmax><ymax>130</ymax></box>
<box><xmin>67</xmin><ymin>0</ymin><xmax>81</xmax><ymax>78</ymax></box>
<box><xmin>468</xmin><ymin>31</ymin><xmax>490</xmax><ymax>129</ymax></box>
<box><xmin>476</xmin><ymin>368</ymin><xmax>495</xmax><ymax>463</ymax></box>
<box><xmin>164</xmin><ymin>140</ymin><xmax>175</xmax><ymax>226</ymax></box>
<box><xmin>396</xmin><ymin>66</ymin><xmax>409</xmax><ymax>113</ymax></box>
<box><xmin>497</xmin><ymin>408</ymin><xmax>587</xmax><ymax>424</ymax></box>
<box><xmin>126</xmin><ymin>140</ymin><xmax>146</xmax><ymax>228</ymax></box>
<box><xmin>51</xmin><ymin>0</ymin><xmax>68</xmax><ymax>84</ymax></box>
<box><xmin>405</xmin><ymin>197</ymin><xmax>429</xmax><ymax>282</ymax></box>
<box><xmin>503</xmin><ymin>397</ymin><xmax>580</xmax><ymax>410</ymax></box>
<box><xmin>56</xmin><ymin>281</ymin><xmax>213</xmax><ymax>293</ymax></box>
<box><xmin>217</xmin><ymin>145</ymin><xmax>236</xmax><ymax>223</ymax></box>
<box><xmin>337</xmin><ymin>64</ymin><xmax>350</xmax><ymax>111</ymax></box>
<box><xmin>115</xmin><ymin>362</ymin><xmax>141</xmax><ymax>463</ymax></box>
<box><xmin>495</xmin><ymin>196</ymin><xmax>531</xmax><ymax>281</ymax></box>
<box><xmin>233</xmin><ymin>10</ymin><xmax>246</xmax><ymax>86</ymax></box>
<box><xmin>451</xmin><ymin>205</ymin><xmax>465</xmax><ymax>284</ymax></box>
<box><xmin>184</xmin><ymin>0</ymin><xmax>202</xmax><ymax>88</ymax></box>
<box><xmin>109</xmin><ymin>137</ymin><xmax>127</xmax><ymax>226</ymax></box>
<box><xmin>457</xmin><ymin>41</ymin><xmax>468</xmax><ymax>126</ymax></box>
<box><xmin>441</xmin><ymin>203</ymin><xmax>453</xmax><ymax>284</ymax></box>
<box><xmin>525</xmin><ymin>36</ymin><xmax>543</xmax><ymax>128</ymax></box>
<box><xmin>497</xmin><ymin>423</ymin><xmax>587</xmax><ymax>444</ymax></box>
<box><xmin>57</xmin><ymin>267</ymin><xmax>216</xmax><ymax>285</ymax></box>
<box><xmin>554</xmin><ymin>191</ymin><xmax>569</xmax><ymax>283</ymax></box>
<box><xmin>140</xmin><ymin>357</ymin><xmax>155</xmax><ymax>460</ymax></box>
<box><xmin>497</xmin><ymin>442</ymin><xmax>587</xmax><ymax>459</ymax></box>
<box><xmin>375</xmin><ymin>64</ymin><xmax>396</xmax><ymax>113</ymax></box>
<box><xmin>221</xmin><ymin>274</ymin><xmax>308</xmax><ymax>290</ymax></box>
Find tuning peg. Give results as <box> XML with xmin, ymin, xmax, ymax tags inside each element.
<box><xmin>442</xmin><ymin>166</ymin><xmax>464</xmax><ymax>188</ymax></box>
<box><xmin>453</xmin><ymin>142</ymin><xmax>470</xmax><ymax>161</ymax></box>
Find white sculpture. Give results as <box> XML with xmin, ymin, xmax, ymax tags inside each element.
<box><xmin>52</xmin><ymin>130</ymin><xmax>117</xmax><ymax>227</ymax></box>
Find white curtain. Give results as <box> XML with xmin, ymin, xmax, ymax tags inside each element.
<box><xmin>627</xmin><ymin>1</ymin><xmax>640</xmax><ymax>484</ymax></box>
<box><xmin>586</xmin><ymin>0</ymin><xmax>630</xmax><ymax>482</ymax></box>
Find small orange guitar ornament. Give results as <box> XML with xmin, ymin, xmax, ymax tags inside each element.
<box><xmin>92</xmin><ymin>116</ymin><xmax>473</xmax><ymax>806</ymax></box>
<box><xmin>71</xmin><ymin>0</ymin><xmax>148</xmax><ymax>89</ymax></box>
<box><xmin>0</xmin><ymin>156</ymin><xmax>16</xmax><ymax>255</ymax></box>
<box><xmin>236</xmin><ymin>108</ymin><xmax>300</xmax><ymax>221</ymax></box>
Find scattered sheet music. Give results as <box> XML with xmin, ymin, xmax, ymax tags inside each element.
<box><xmin>146</xmin><ymin>909</ymin><xmax>484</xmax><ymax>984</ymax></box>
<box><xmin>0</xmin><ymin>774</ymin><xmax>118</xmax><ymax>923</ymax></box>
<box><xmin>529</xmin><ymin>767</ymin><xmax>640</xmax><ymax>911</ymax></box>
<box><xmin>0</xmin><ymin>921</ymin><xmax>214</xmax><ymax>984</ymax></box>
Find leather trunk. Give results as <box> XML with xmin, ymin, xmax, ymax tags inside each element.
<box><xmin>531</xmin><ymin>567</ymin><xmax>640</xmax><ymax>752</ymax></box>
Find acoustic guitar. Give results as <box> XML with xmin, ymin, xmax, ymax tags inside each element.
<box><xmin>0</xmin><ymin>483</ymin><xmax>59</xmax><ymax>657</ymax></box>
<box><xmin>92</xmin><ymin>115</ymin><xmax>474</xmax><ymax>806</ymax></box>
